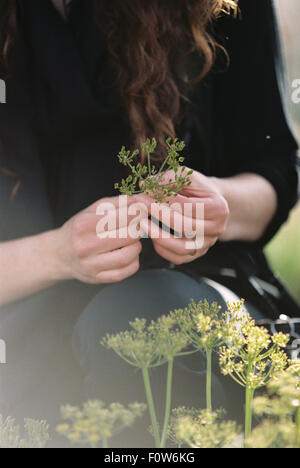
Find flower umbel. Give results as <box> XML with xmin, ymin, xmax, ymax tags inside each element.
<box><xmin>56</xmin><ymin>401</ymin><xmax>146</xmax><ymax>448</ymax></box>
<box><xmin>0</xmin><ymin>416</ymin><xmax>50</xmax><ymax>449</ymax></box>
<box><xmin>174</xmin><ymin>299</ymin><xmax>228</xmax><ymax>411</ymax></box>
<box><xmin>219</xmin><ymin>301</ymin><xmax>290</xmax><ymax>441</ymax></box>
<box><xmin>219</xmin><ymin>308</ymin><xmax>289</xmax><ymax>390</ymax></box>
<box><xmin>102</xmin><ymin>314</ymin><xmax>190</xmax><ymax>448</ymax></box>
<box><xmin>102</xmin><ymin>317</ymin><xmax>181</xmax><ymax>369</ymax></box>
<box><xmin>114</xmin><ymin>137</ymin><xmax>193</xmax><ymax>203</ymax></box>
<box><xmin>247</xmin><ymin>363</ymin><xmax>300</xmax><ymax>448</ymax></box>
<box><xmin>171</xmin><ymin>407</ymin><xmax>239</xmax><ymax>449</ymax></box>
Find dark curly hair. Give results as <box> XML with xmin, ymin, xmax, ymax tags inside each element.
<box><xmin>0</xmin><ymin>0</ymin><xmax>238</xmax><ymax>170</ymax></box>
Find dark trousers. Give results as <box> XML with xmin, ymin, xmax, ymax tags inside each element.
<box><xmin>0</xmin><ymin>269</ymin><xmax>263</xmax><ymax>447</ymax></box>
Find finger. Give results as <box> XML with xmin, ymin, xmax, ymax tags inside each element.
<box><xmin>73</xmin><ymin>200</ymin><xmax>144</xmax><ymax>236</ymax></box>
<box><xmin>74</xmin><ymin>225</ymin><xmax>142</xmax><ymax>259</ymax></box>
<box><xmin>153</xmin><ymin>242</ymin><xmax>208</xmax><ymax>265</ymax></box>
<box><xmin>140</xmin><ymin>217</ymin><xmax>205</xmax><ymax>254</ymax></box>
<box><xmin>141</xmin><ymin>215</ymin><xmax>225</xmax><ymax>246</ymax></box>
<box><xmin>145</xmin><ymin>187</ymin><xmax>228</xmax><ymax>222</ymax></box>
<box><xmin>153</xmin><ymin>234</ymin><xmax>217</xmax><ymax>257</ymax></box>
<box><xmin>94</xmin><ymin>242</ymin><xmax>142</xmax><ymax>272</ymax></box>
<box><xmin>85</xmin><ymin>194</ymin><xmax>140</xmax><ymax>214</ymax></box>
<box><xmin>74</xmin><ymin>201</ymin><xmax>148</xmax><ymax>241</ymax></box>
<box><xmin>95</xmin><ymin>259</ymin><xmax>140</xmax><ymax>284</ymax></box>
<box><xmin>146</xmin><ymin>203</ymin><xmax>205</xmax><ymax>238</ymax></box>
<box><xmin>97</xmin><ymin>225</ymin><xmax>144</xmax><ymax>253</ymax></box>
<box><xmin>154</xmin><ymin>167</ymin><xmax>191</xmax><ymax>186</ymax></box>
<box><xmin>179</xmin><ymin>187</ymin><xmax>229</xmax><ymax>221</ymax></box>
<box><xmin>96</xmin><ymin>201</ymin><xmax>148</xmax><ymax>234</ymax></box>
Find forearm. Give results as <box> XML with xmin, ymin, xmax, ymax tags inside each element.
<box><xmin>0</xmin><ymin>230</ymin><xmax>68</xmax><ymax>307</ymax></box>
<box><xmin>212</xmin><ymin>173</ymin><xmax>278</xmax><ymax>242</ymax></box>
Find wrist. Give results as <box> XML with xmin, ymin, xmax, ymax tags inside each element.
<box><xmin>208</xmin><ymin>176</ymin><xmax>232</xmax><ymax>242</ymax></box>
<box><xmin>39</xmin><ymin>229</ymin><xmax>72</xmax><ymax>282</ymax></box>
<box><xmin>209</xmin><ymin>176</ymin><xmax>228</xmax><ymax>200</ymax></box>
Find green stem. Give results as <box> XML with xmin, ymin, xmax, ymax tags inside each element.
<box><xmin>142</xmin><ymin>367</ymin><xmax>160</xmax><ymax>448</ymax></box>
<box><xmin>102</xmin><ymin>436</ymin><xmax>108</xmax><ymax>449</ymax></box>
<box><xmin>245</xmin><ymin>386</ymin><xmax>255</xmax><ymax>444</ymax></box>
<box><xmin>296</xmin><ymin>406</ymin><xmax>300</xmax><ymax>449</ymax></box>
<box><xmin>147</xmin><ymin>150</ymin><xmax>152</xmax><ymax>175</ymax></box>
<box><xmin>160</xmin><ymin>359</ymin><xmax>174</xmax><ymax>448</ymax></box>
<box><xmin>206</xmin><ymin>350</ymin><xmax>213</xmax><ymax>412</ymax></box>
<box><xmin>128</xmin><ymin>161</ymin><xmax>137</xmax><ymax>175</ymax></box>
<box><xmin>157</xmin><ymin>156</ymin><xmax>169</xmax><ymax>176</ymax></box>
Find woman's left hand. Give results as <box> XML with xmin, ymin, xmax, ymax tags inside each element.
<box><xmin>140</xmin><ymin>169</ymin><xmax>229</xmax><ymax>265</ymax></box>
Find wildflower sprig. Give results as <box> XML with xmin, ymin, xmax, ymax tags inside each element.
<box><xmin>148</xmin><ymin>314</ymin><xmax>191</xmax><ymax>362</ymax></box>
<box><xmin>267</xmin><ymin>362</ymin><xmax>300</xmax><ymax>405</ymax></box>
<box><xmin>102</xmin><ymin>315</ymin><xmax>190</xmax><ymax>448</ymax></box>
<box><xmin>102</xmin><ymin>318</ymin><xmax>166</xmax><ymax>447</ymax></box>
<box><xmin>171</xmin><ymin>408</ymin><xmax>239</xmax><ymax>449</ymax></box>
<box><xmin>247</xmin><ymin>363</ymin><xmax>300</xmax><ymax>448</ymax></box>
<box><xmin>174</xmin><ymin>299</ymin><xmax>228</xmax><ymax>411</ymax></box>
<box><xmin>178</xmin><ymin>300</ymin><xmax>225</xmax><ymax>350</ymax></box>
<box><xmin>102</xmin><ymin>318</ymin><xmax>162</xmax><ymax>369</ymax></box>
<box><xmin>219</xmin><ymin>301</ymin><xmax>290</xmax><ymax>441</ymax></box>
<box><xmin>114</xmin><ymin>137</ymin><xmax>193</xmax><ymax>203</ymax></box>
<box><xmin>219</xmin><ymin>312</ymin><xmax>289</xmax><ymax>390</ymax></box>
<box><xmin>0</xmin><ymin>416</ymin><xmax>50</xmax><ymax>449</ymax></box>
<box><xmin>56</xmin><ymin>401</ymin><xmax>146</xmax><ymax>449</ymax></box>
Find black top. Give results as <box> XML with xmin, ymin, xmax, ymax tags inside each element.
<box><xmin>0</xmin><ymin>0</ymin><xmax>299</xmax><ymax>270</ymax></box>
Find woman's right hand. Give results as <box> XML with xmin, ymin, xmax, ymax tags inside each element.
<box><xmin>54</xmin><ymin>195</ymin><xmax>148</xmax><ymax>284</ymax></box>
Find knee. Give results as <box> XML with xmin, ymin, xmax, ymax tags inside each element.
<box><xmin>72</xmin><ymin>279</ymin><xmax>139</xmax><ymax>371</ymax></box>
<box><xmin>72</xmin><ymin>296</ymin><xmax>105</xmax><ymax>372</ymax></box>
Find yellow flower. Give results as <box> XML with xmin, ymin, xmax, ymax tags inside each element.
<box><xmin>102</xmin><ymin>428</ymin><xmax>112</xmax><ymax>438</ymax></box>
<box><xmin>56</xmin><ymin>424</ymin><xmax>69</xmax><ymax>433</ymax></box>
<box><xmin>88</xmin><ymin>434</ymin><xmax>101</xmax><ymax>444</ymax></box>
<box><xmin>68</xmin><ymin>432</ymin><xmax>81</xmax><ymax>442</ymax></box>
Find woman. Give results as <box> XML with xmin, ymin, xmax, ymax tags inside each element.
<box><xmin>0</xmin><ymin>0</ymin><xmax>299</xmax><ymax>447</ymax></box>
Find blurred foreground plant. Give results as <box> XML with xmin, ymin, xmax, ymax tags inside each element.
<box><xmin>102</xmin><ymin>315</ymin><xmax>191</xmax><ymax>448</ymax></box>
<box><xmin>0</xmin><ymin>416</ymin><xmax>50</xmax><ymax>448</ymax></box>
<box><xmin>171</xmin><ymin>407</ymin><xmax>239</xmax><ymax>449</ymax></box>
<box><xmin>219</xmin><ymin>301</ymin><xmax>290</xmax><ymax>442</ymax></box>
<box><xmin>57</xmin><ymin>401</ymin><xmax>145</xmax><ymax>448</ymax></box>
<box><xmin>102</xmin><ymin>299</ymin><xmax>292</xmax><ymax>448</ymax></box>
<box><xmin>247</xmin><ymin>362</ymin><xmax>300</xmax><ymax>448</ymax></box>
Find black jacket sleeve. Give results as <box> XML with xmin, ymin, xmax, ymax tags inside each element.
<box><xmin>0</xmin><ymin>25</ymin><xmax>53</xmax><ymax>241</ymax></box>
<box><xmin>213</xmin><ymin>0</ymin><xmax>299</xmax><ymax>246</ymax></box>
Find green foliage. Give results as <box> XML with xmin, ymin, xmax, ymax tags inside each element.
<box><xmin>265</xmin><ymin>206</ymin><xmax>300</xmax><ymax>304</ymax></box>
<box><xmin>0</xmin><ymin>415</ymin><xmax>50</xmax><ymax>448</ymax></box>
<box><xmin>101</xmin><ymin>299</ymin><xmax>292</xmax><ymax>447</ymax></box>
<box><xmin>219</xmin><ymin>302</ymin><xmax>290</xmax><ymax>391</ymax></box>
<box><xmin>56</xmin><ymin>401</ymin><xmax>146</xmax><ymax>448</ymax></box>
<box><xmin>175</xmin><ymin>299</ymin><xmax>226</xmax><ymax>353</ymax></box>
<box><xmin>247</xmin><ymin>363</ymin><xmax>300</xmax><ymax>448</ymax></box>
<box><xmin>246</xmin><ymin>419</ymin><xmax>296</xmax><ymax>449</ymax></box>
<box><xmin>3</xmin><ymin>296</ymin><xmax>296</xmax><ymax>449</ymax></box>
<box><xmin>174</xmin><ymin>299</ymin><xmax>230</xmax><ymax>411</ymax></box>
<box><xmin>102</xmin><ymin>314</ymin><xmax>191</xmax><ymax>448</ymax></box>
<box><xmin>102</xmin><ymin>316</ymin><xmax>189</xmax><ymax>370</ymax></box>
<box><xmin>218</xmin><ymin>300</ymin><xmax>289</xmax><ymax>441</ymax></box>
<box><xmin>171</xmin><ymin>408</ymin><xmax>240</xmax><ymax>449</ymax></box>
<box><xmin>114</xmin><ymin>137</ymin><xmax>193</xmax><ymax>203</ymax></box>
